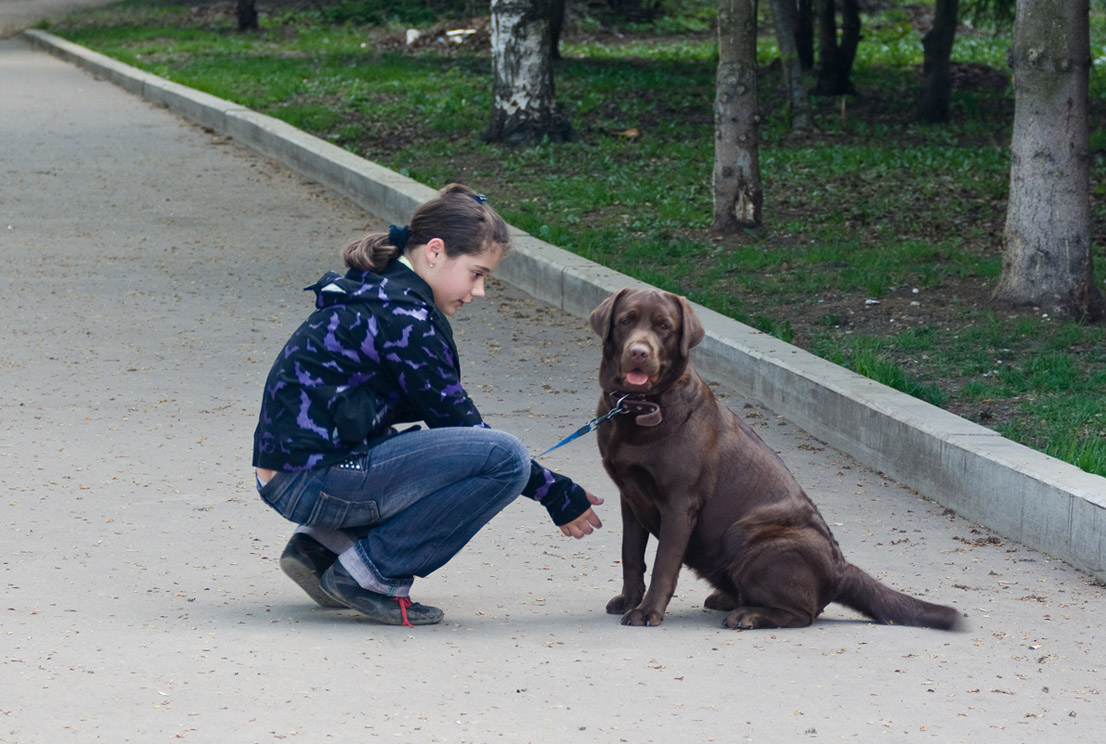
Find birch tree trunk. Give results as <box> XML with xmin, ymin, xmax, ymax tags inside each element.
<box><xmin>993</xmin><ymin>0</ymin><xmax>1104</xmax><ymax>320</ymax></box>
<box><xmin>769</xmin><ymin>0</ymin><xmax>813</xmax><ymax>131</ymax></box>
<box><xmin>713</xmin><ymin>0</ymin><xmax>762</xmax><ymax>231</ymax></box>
<box><xmin>917</xmin><ymin>0</ymin><xmax>959</xmax><ymax>123</ymax></box>
<box><xmin>484</xmin><ymin>0</ymin><xmax>572</xmax><ymax>146</ymax></box>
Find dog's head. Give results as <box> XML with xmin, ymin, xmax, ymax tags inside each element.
<box><xmin>589</xmin><ymin>288</ymin><xmax>705</xmax><ymax>394</ymax></box>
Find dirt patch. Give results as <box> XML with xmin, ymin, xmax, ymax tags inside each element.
<box><xmin>376</xmin><ymin>17</ymin><xmax>492</xmax><ymax>54</ymax></box>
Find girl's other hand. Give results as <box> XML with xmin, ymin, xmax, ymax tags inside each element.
<box><xmin>559</xmin><ymin>491</ymin><xmax>604</xmax><ymax>539</ymax></box>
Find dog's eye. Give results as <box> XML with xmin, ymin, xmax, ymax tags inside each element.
<box><xmin>657</xmin><ymin>321</ymin><xmax>671</xmax><ymax>332</ymax></box>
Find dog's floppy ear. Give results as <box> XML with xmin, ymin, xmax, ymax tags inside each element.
<box><xmin>677</xmin><ymin>295</ymin><xmax>705</xmax><ymax>357</ymax></box>
<box><xmin>589</xmin><ymin>288</ymin><xmax>632</xmax><ymax>343</ymax></box>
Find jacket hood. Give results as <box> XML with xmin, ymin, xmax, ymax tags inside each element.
<box><xmin>306</xmin><ymin>262</ymin><xmax>434</xmax><ymax>312</ymax></box>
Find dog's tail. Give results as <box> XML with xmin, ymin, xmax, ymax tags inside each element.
<box><xmin>835</xmin><ymin>563</ymin><xmax>962</xmax><ymax>630</ymax></box>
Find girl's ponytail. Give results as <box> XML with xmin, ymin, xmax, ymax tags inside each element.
<box><xmin>342</xmin><ymin>233</ymin><xmax>398</xmax><ymax>272</ymax></box>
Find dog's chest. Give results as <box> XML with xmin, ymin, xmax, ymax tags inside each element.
<box><xmin>607</xmin><ymin>465</ymin><xmax>666</xmax><ymax>535</ymax></box>
<box><xmin>601</xmin><ymin>430</ymin><xmax>694</xmax><ymax>508</ymax></box>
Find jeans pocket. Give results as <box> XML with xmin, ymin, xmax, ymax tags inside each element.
<box><xmin>258</xmin><ymin>471</ymin><xmax>317</xmax><ymax>525</ymax></box>
<box><xmin>305</xmin><ymin>490</ymin><xmax>380</xmax><ymax>530</ymax></box>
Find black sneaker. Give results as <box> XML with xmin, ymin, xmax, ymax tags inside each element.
<box><xmin>279</xmin><ymin>534</ymin><xmax>345</xmax><ymax>608</ymax></box>
<box><xmin>319</xmin><ymin>562</ymin><xmax>444</xmax><ymax>626</ymax></box>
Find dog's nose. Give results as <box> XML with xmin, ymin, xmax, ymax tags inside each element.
<box><xmin>629</xmin><ymin>342</ymin><xmax>651</xmax><ymax>361</ymax></box>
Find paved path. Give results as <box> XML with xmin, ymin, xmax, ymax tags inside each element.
<box><xmin>0</xmin><ymin>0</ymin><xmax>116</xmax><ymax>38</ymax></box>
<box><xmin>2</xmin><ymin>32</ymin><xmax>1104</xmax><ymax>744</ymax></box>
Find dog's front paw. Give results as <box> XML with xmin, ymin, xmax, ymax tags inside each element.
<box><xmin>606</xmin><ymin>592</ymin><xmax>643</xmax><ymax>615</ymax></box>
<box><xmin>621</xmin><ymin>607</ymin><xmax>665</xmax><ymax>627</ymax></box>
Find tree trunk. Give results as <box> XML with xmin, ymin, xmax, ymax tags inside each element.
<box><xmin>839</xmin><ymin>0</ymin><xmax>861</xmax><ymax>74</ymax></box>
<box><xmin>769</xmin><ymin>0</ymin><xmax>813</xmax><ymax>131</ymax></box>
<box><xmin>795</xmin><ymin>0</ymin><xmax>814</xmax><ymax>71</ymax></box>
<box><xmin>813</xmin><ymin>0</ymin><xmax>856</xmax><ymax>95</ymax></box>
<box><xmin>606</xmin><ymin>0</ymin><xmax>659</xmax><ymax>22</ymax></box>
<box><xmin>550</xmin><ymin>0</ymin><xmax>565</xmax><ymax>59</ymax></box>
<box><xmin>918</xmin><ymin>0</ymin><xmax>960</xmax><ymax>123</ymax></box>
<box><xmin>994</xmin><ymin>0</ymin><xmax>1104</xmax><ymax>321</ymax></box>
<box><xmin>485</xmin><ymin>0</ymin><xmax>572</xmax><ymax>146</ymax></box>
<box><xmin>236</xmin><ymin>0</ymin><xmax>258</xmax><ymax>32</ymax></box>
<box><xmin>713</xmin><ymin>0</ymin><xmax>763</xmax><ymax>231</ymax></box>
<box><xmin>813</xmin><ymin>0</ymin><xmax>840</xmax><ymax>94</ymax></box>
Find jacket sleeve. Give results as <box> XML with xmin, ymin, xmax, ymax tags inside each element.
<box><xmin>523</xmin><ymin>461</ymin><xmax>592</xmax><ymax>526</ymax></box>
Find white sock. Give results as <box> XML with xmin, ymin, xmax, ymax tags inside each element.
<box><xmin>337</xmin><ymin>549</ymin><xmax>407</xmax><ymax>598</ymax></box>
<box><xmin>294</xmin><ymin>525</ymin><xmax>355</xmax><ymax>555</ymax></box>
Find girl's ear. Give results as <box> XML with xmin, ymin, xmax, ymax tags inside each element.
<box><xmin>423</xmin><ymin>237</ymin><xmax>446</xmax><ymax>267</ymax></box>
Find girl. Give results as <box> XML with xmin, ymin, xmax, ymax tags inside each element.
<box><xmin>253</xmin><ymin>184</ymin><xmax>603</xmax><ymax>626</ymax></box>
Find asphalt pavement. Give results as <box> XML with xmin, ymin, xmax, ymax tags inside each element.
<box><xmin>2</xmin><ymin>26</ymin><xmax>1105</xmax><ymax>744</ymax></box>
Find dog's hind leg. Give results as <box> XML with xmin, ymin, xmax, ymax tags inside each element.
<box><xmin>721</xmin><ymin>548</ymin><xmax>826</xmax><ymax>629</ymax></box>
<box><xmin>723</xmin><ymin>605</ymin><xmax>816</xmax><ymax>629</ymax></box>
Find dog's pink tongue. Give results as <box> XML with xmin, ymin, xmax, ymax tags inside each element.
<box><xmin>625</xmin><ymin>370</ymin><xmax>650</xmax><ymax>387</ymax></box>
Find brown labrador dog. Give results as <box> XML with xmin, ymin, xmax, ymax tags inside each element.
<box><xmin>590</xmin><ymin>288</ymin><xmax>961</xmax><ymax>630</ymax></box>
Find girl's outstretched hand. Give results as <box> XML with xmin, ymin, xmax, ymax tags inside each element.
<box><xmin>560</xmin><ymin>491</ymin><xmax>604</xmax><ymax>539</ymax></box>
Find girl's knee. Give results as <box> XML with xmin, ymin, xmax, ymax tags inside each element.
<box><xmin>486</xmin><ymin>430</ymin><xmax>530</xmax><ymax>479</ymax></box>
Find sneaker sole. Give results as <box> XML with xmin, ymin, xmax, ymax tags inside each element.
<box><xmin>280</xmin><ymin>553</ymin><xmax>347</xmax><ymax>609</ymax></box>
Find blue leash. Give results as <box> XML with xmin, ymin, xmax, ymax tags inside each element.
<box><xmin>536</xmin><ymin>396</ymin><xmax>631</xmax><ymax>458</ymax></box>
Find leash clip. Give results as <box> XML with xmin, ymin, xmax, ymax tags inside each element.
<box><xmin>535</xmin><ymin>397</ymin><xmax>631</xmax><ymax>458</ymax></box>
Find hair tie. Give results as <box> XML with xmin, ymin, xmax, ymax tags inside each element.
<box><xmin>473</xmin><ymin>193</ymin><xmax>487</xmax><ymax>204</ymax></box>
<box><xmin>388</xmin><ymin>224</ymin><xmax>410</xmax><ymax>250</ymax></box>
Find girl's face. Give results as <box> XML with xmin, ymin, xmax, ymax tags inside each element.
<box><xmin>426</xmin><ymin>245</ymin><xmax>503</xmax><ymax>316</ymax></box>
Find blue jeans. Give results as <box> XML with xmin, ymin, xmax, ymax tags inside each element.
<box><xmin>258</xmin><ymin>427</ymin><xmax>530</xmax><ymax>596</ymax></box>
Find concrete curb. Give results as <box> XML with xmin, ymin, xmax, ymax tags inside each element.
<box><xmin>23</xmin><ymin>29</ymin><xmax>1105</xmax><ymax>580</ymax></box>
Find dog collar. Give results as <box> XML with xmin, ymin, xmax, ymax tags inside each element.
<box><xmin>609</xmin><ymin>391</ymin><xmax>663</xmax><ymax>427</ymax></box>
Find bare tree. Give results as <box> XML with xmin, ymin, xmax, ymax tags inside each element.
<box><xmin>712</xmin><ymin>0</ymin><xmax>762</xmax><ymax>231</ymax></box>
<box><xmin>813</xmin><ymin>0</ymin><xmax>860</xmax><ymax>95</ymax></box>
<box><xmin>769</xmin><ymin>0</ymin><xmax>813</xmax><ymax>131</ymax></box>
<box><xmin>794</xmin><ymin>0</ymin><xmax>814</xmax><ymax>70</ymax></box>
<box><xmin>918</xmin><ymin>0</ymin><xmax>960</xmax><ymax>123</ymax></box>
<box><xmin>550</xmin><ymin>0</ymin><xmax>566</xmax><ymax>59</ymax></box>
<box><xmin>771</xmin><ymin>0</ymin><xmax>816</xmax><ymax>74</ymax></box>
<box><xmin>236</xmin><ymin>0</ymin><xmax>258</xmax><ymax>32</ymax></box>
<box><xmin>994</xmin><ymin>0</ymin><xmax>1104</xmax><ymax>320</ymax></box>
<box><xmin>484</xmin><ymin>0</ymin><xmax>572</xmax><ymax>145</ymax></box>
